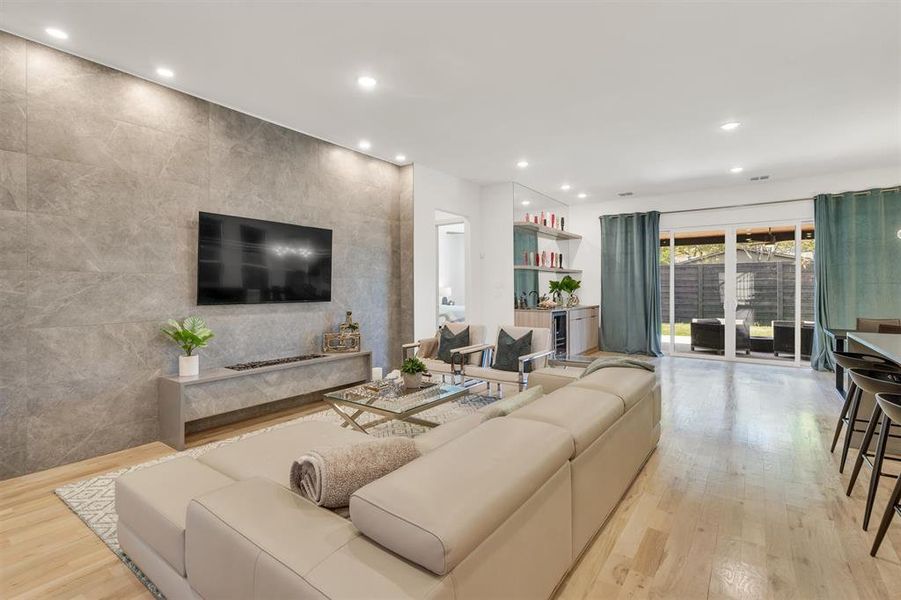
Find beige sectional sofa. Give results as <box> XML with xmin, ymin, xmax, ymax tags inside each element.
<box><xmin>116</xmin><ymin>365</ymin><xmax>660</xmax><ymax>599</ymax></box>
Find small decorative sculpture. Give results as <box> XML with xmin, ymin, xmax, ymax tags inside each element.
<box><xmin>323</xmin><ymin>311</ymin><xmax>361</xmax><ymax>353</ymax></box>
<box><xmin>339</xmin><ymin>311</ymin><xmax>359</xmax><ymax>333</ymax></box>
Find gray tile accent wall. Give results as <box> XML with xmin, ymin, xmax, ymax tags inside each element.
<box><xmin>0</xmin><ymin>31</ymin><xmax>413</xmax><ymax>479</ymax></box>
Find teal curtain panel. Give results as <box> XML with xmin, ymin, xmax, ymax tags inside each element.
<box><xmin>810</xmin><ymin>187</ymin><xmax>901</xmax><ymax>370</ymax></box>
<box><xmin>599</xmin><ymin>211</ymin><xmax>663</xmax><ymax>356</ymax></box>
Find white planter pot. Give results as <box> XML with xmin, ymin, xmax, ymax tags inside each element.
<box><xmin>402</xmin><ymin>372</ymin><xmax>423</xmax><ymax>389</ymax></box>
<box><xmin>179</xmin><ymin>355</ymin><xmax>199</xmax><ymax>377</ymax></box>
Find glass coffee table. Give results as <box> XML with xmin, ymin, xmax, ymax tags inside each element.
<box><xmin>323</xmin><ymin>378</ymin><xmax>475</xmax><ymax>433</ymax></box>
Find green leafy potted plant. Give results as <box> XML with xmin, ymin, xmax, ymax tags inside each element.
<box><xmin>561</xmin><ymin>275</ymin><xmax>582</xmax><ymax>307</ymax></box>
<box><xmin>400</xmin><ymin>356</ymin><xmax>429</xmax><ymax>389</ymax></box>
<box><xmin>161</xmin><ymin>316</ymin><xmax>214</xmax><ymax>377</ymax></box>
<box><xmin>548</xmin><ymin>279</ymin><xmax>565</xmax><ymax>305</ymax></box>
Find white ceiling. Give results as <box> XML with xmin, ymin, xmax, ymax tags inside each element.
<box><xmin>1</xmin><ymin>1</ymin><xmax>899</xmax><ymax>203</ymax></box>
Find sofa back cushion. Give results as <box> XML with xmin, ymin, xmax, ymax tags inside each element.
<box><xmin>571</xmin><ymin>366</ymin><xmax>656</xmax><ymax>411</ymax></box>
<box><xmin>508</xmin><ymin>386</ymin><xmax>623</xmax><ymax>456</ymax></box>
<box><xmin>349</xmin><ymin>417</ymin><xmax>573</xmax><ymax>575</ymax></box>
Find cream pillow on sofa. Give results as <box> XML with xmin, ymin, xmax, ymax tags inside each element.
<box><xmin>479</xmin><ymin>385</ymin><xmax>544</xmax><ymax>417</ymax></box>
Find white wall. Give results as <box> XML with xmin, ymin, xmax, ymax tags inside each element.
<box><xmin>569</xmin><ymin>165</ymin><xmax>901</xmax><ymax>307</ymax></box>
<box><xmin>412</xmin><ymin>168</ymin><xmax>516</xmax><ymax>342</ymax></box>
<box><xmin>479</xmin><ymin>183</ymin><xmax>515</xmax><ymax>336</ymax></box>
<box><xmin>412</xmin><ymin>164</ymin><xmax>483</xmax><ymax>340</ymax></box>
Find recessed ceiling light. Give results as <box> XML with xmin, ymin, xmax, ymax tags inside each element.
<box><xmin>516</xmin><ymin>160</ymin><xmax>529</xmax><ymax>169</ymax></box>
<box><xmin>358</xmin><ymin>139</ymin><xmax>371</xmax><ymax>151</ymax></box>
<box><xmin>521</xmin><ymin>200</ymin><xmax>531</xmax><ymax>206</ymax></box>
<box><xmin>45</xmin><ymin>27</ymin><xmax>68</xmax><ymax>40</ymax></box>
<box><xmin>357</xmin><ymin>75</ymin><xmax>377</xmax><ymax>90</ymax></box>
<box><xmin>730</xmin><ymin>166</ymin><xmax>744</xmax><ymax>173</ymax></box>
<box><xmin>721</xmin><ymin>121</ymin><xmax>741</xmax><ymax>131</ymax></box>
<box><xmin>577</xmin><ymin>193</ymin><xmax>587</xmax><ymax>199</ymax></box>
<box><xmin>156</xmin><ymin>67</ymin><xmax>175</xmax><ymax>79</ymax></box>
<box><xmin>394</xmin><ymin>154</ymin><xmax>406</xmax><ymax>162</ymax></box>
<box><xmin>560</xmin><ymin>184</ymin><xmax>571</xmax><ymax>191</ymax></box>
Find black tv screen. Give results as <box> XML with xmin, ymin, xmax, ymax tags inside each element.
<box><xmin>197</xmin><ymin>212</ymin><xmax>332</xmax><ymax>305</ymax></box>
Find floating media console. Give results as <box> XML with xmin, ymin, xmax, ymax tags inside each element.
<box><xmin>158</xmin><ymin>352</ymin><xmax>371</xmax><ymax>450</ymax></box>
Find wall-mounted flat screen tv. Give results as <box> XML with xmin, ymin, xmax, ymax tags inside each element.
<box><xmin>197</xmin><ymin>212</ymin><xmax>332</xmax><ymax>305</ymax></box>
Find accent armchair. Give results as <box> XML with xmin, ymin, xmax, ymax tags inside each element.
<box><xmin>449</xmin><ymin>326</ymin><xmax>554</xmax><ymax>393</ymax></box>
<box><xmin>401</xmin><ymin>322</ymin><xmax>488</xmax><ymax>382</ymax></box>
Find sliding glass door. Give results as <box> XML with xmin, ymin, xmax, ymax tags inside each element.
<box><xmin>732</xmin><ymin>223</ymin><xmax>815</xmax><ymax>365</ymax></box>
<box><xmin>659</xmin><ymin>221</ymin><xmax>815</xmax><ymax>366</ymax></box>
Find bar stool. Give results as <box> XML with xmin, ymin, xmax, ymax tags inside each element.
<box><xmin>832</xmin><ymin>351</ymin><xmax>898</xmax><ymax>469</ymax></box>
<box><xmin>871</xmin><ymin>393</ymin><xmax>901</xmax><ymax>556</ymax></box>
<box><xmin>845</xmin><ymin>368</ymin><xmax>901</xmax><ymax>530</ymax></box>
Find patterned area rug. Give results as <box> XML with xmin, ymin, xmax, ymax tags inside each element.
<box><xmin>55</xmin><ymin>393</ymin><xmax>498</xmax><ymax>599</ymax></box>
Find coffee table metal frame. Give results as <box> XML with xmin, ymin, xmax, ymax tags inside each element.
<box><xmin>323</xmin><ymin>377</ymin><xmax>485</xmax><ymax>433</ymax></box>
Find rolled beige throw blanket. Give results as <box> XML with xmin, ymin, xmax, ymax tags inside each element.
<box><xmin>290</xmin><ymin>437</ymin><xmax>420</xmax><ymax>508</ymax></box>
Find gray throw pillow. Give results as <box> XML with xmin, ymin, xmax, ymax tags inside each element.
<box><xmin>437</xmin><ymin>326</ymin><xmax>470</xmax><ymax>363</ymax></box>
<box><xmin>491</xmin><ymin>329</ymin><xmax>533</xmax><ymax>372</ymax></box>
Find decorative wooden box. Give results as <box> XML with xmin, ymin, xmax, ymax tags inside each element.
<box><xmin>322</xmin><ymin>332</ymin><xmax>361</xmax><ymax>353</ymax></box>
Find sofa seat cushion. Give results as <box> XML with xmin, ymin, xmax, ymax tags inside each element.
<box><xmin>508</xmin><ymin>386</ymin><xmax>624</xmax><ymax>456</ymax></box>
<box><xmin>115</xmin><ymin>457</ymin><xmax>234</xmax><ymax>576</ymax></box>
<box><xmin>570</xmin><ymin>367</ymin><xmax>655</xmax><ymax>410</ymax></box>
<box><xmin>350</xmin><ymin>417</ymin><xmax>573</xmax><ymax>575</ymax></box>
<box><xmin>186</xmin><ymin>478</ymin><xmax>360</xmax><ymax>599</ymax></box>
<box><xmin>458</xmin><ymin>365</ymin><xmax>523</xmax><ymax>383</ymax></box>
<box><xmin>198</xmin><ymin>420</ymin><xmax>368</xmax><ymax>489</ymax></box>
<box><xmin>527</xmin><ymin>366</ymin><xmax>583</xmax><ymax>393</ymax></box>
<box><xmin>422</xmin><ymin>358</ymin><xmax>455</xmax><ymax>375</ymax></box>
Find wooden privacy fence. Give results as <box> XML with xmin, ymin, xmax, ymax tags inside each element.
<box><xmin>660</xmin><ymin>263</ymin><xmax>815</xmax><ymax>324</ymax></box>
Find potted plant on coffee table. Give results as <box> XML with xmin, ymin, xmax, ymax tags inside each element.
<box><xmin>400</xmin><ymin>357</ymin><xmax>429</xmax><ymax>389</ymax></box>
<box><xmin>161</xmin><ymin>316</ymin><xmax>214</xmax><ymax>377</ymax></box>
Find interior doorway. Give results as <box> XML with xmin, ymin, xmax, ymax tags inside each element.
<box><xmin>435</xmin><ymin>210</ymin><xmax>467</xmax><ymax>328</ymax></box>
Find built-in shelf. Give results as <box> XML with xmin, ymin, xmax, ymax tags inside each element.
<box><xmin>514</xmin><ymin>221</ymin><xmax>582</xmax><ymax>241</ymax></box>
<box><xmin>514</xmin><ymin>265</ymin><xmax>583</xmax><ymax>274</ymax></box>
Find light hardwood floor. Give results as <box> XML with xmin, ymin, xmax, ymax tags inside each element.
<box><xmin>2</xmin><ymin>358</ymin><xmax>901</xmax><ymax>599</ymax></box>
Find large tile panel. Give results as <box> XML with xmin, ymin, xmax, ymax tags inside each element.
<box><xmin>0</xmin><ymin>149</ymin><xmax>26</xmax><ymax>211</ymax></box>
<box><xmin>0</xmin><ymin>31</ymin><xmax>26</xmax><ymax>153</ymax></box>
<box><xmin>27</xmin><ymin>155</ymin><xmax>203</xmax><ymax>225</ymax></box>
<box><xmin>26</xmin><ymin>41</ymin><xmax>208</xmax><ymax>142</ymax></box>
<box><xmin>0</xmin><ymin>209</ymin><xmax>26</xmax><ymax>269</ymax></box>
<box><xmin>27</xmin><ymin>212</ymin><xmax>178</xmax><ymax>273</ymax></box>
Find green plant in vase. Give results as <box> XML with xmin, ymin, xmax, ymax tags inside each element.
<box><xmin>548</xmin><ymin>279</ymin><xmax>565</xmax><ymax>305</ymax></box>
<box><xmin>560</xmin><ymin>275</ymin><xmax>582</xmax><ymax>306</ymax></box>
<box><xmin>400</xmin><ymin>356</ymin><xmax>429</xmax><ymax>389</ymax></box>
<box><xmin>161</xmin><ymin>316</ymin><xmax>214</xmax><ymax>377</ymax></box>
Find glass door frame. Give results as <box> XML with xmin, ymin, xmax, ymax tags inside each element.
<box><xmin>661</xmin><ymin>218</ymin><xmax>810</xmax><ymax>368</ymax></box>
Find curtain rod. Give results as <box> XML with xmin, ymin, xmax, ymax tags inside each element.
<box><xmin>660</xmin><ymin>196</ymin><xmax>808</xmax><ymax>215</ymax></box>
<box><xmin>659</xmin><ymin>186</ymin><xmax>900</xmax><ymax>216</ymax></box>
